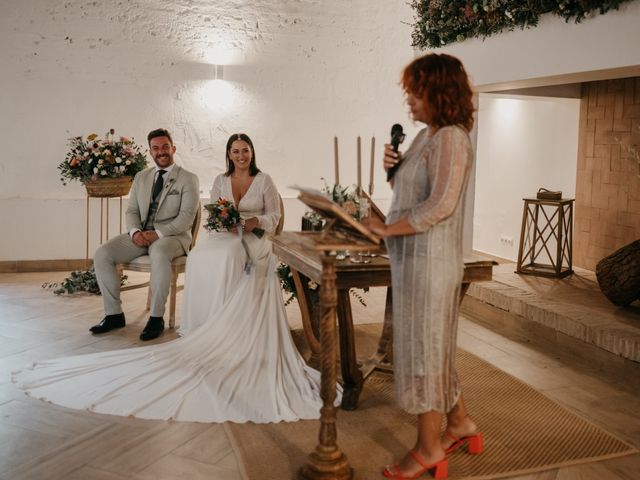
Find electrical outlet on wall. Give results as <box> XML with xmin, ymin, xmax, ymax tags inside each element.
<box><xmin>500</xmin><ymin>235</ymin><xmax>514</xmax><ymax>246</ymax></box>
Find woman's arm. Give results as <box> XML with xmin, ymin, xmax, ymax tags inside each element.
<box><xmin>248</xmin><ymin>174</ymin><xmax>281</xmax><ymax>234</ymax></box>
<box><xmin>366</xmin><ymin>216</ymin><xmax>416</xmax><ymax>237</ymax></box>
<box><xmin>369</xmin><ymin>127</ymin><xmax>472</xmax><ymax>238</ymax></box>
<box><xmin>209</xmin><ymin>175</ymin><xmax>223</xmax><ymax>203</ymax></box>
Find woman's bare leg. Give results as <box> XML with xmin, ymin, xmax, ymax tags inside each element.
<box><xmin>442</xmin><ymin>394</ymin><xmax>479</xmax><ymax>450</ymax></box>
<box><xmin>389</xmin><ymin>411</ymin><xmax>446</xmax><ymax>476</ymax></box>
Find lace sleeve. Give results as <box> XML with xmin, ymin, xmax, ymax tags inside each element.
<box><xmin>255</xmin><ymin>174</ymin><xmax>282</xmax><ymax>234</ymax></box>
<box><xmin>408</xmin><ymin>126</ymin><xmax>473</xmax><ymax>232</ymax></box>
<box><xmin>209</xmin><ymin>174</ymin><xmax>223</xmax><ymax>203</ymax></box>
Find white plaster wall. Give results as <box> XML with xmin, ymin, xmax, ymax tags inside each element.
<box><xmin>473</xmin><ymin>94</ymin><xmax>580</xmax><ymax>260</ymax></box>
<box><xmin>434</xmin><ymin>1</ymin><xmax>640</xmax><ymax>88</ymax></box>
<box><xmin>430</xmin><ymin>2</ymin><xmax>639</xmax><ymax>260</ymax></box>
<box><xmin>3</xmin><ymin>1</ymin><xmax>639</xmax><ymax>262</ymax></box>
<box><xmin>0</xmin><ymin>0</ymin><xmax>418</xmax><ymax>260</ymax></box>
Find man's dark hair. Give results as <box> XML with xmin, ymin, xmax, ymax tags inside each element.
<box><xmin>147</xmin><ymin>128</ymin><xmax>173</xmax><ymax>145</ymax></box>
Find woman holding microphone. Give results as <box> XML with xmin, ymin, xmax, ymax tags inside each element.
<box><xmin>367</xmin><ymin>53</ymin><xmax>482</xmax><ymax>479</ymax></box>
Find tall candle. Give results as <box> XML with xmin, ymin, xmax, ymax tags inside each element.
<box><xmin>334</xmin><ymin>136</ymin><xmax>340</xmax><ymax>185</ymax></box>
<box><xmin>357</xmin><ymin>136</ymin><xmax>362</xmax><ymax>190</ymax></box>
<box><xmin>369</xmin><ymin>136</ymin><xmax>375</xmax><ymax>195</ymax></box>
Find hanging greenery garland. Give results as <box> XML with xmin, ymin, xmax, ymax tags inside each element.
<box><xmin>410</xmin><ymin>0</ymin><xmax>634</xmax><ymax>49</ymax></box>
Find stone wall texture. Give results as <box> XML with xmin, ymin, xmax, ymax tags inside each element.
<box><xmin>574</xmin><ymin>78</ymin><xmax>640</xmax><ymax>270</ymax></box>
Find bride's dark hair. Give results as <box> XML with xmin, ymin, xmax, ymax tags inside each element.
<box><xmin>224</xmin><ymin>133</ymin><xmax>261</xmax><ymax>176</ymax></box>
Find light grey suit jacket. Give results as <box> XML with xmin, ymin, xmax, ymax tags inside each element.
<box><xmin>125</xmin><ymin>165</ymin><xmax>200</xmax><ymax>253</ymax></box>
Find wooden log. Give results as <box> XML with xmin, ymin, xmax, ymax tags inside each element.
<box><xmin>596</xmin><ymin>239</ymin><xmax>640</xmax><ymax>306</ymax></box>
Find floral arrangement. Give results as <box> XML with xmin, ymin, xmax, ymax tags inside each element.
<box><xmin>410</xmin><ymin>0</ymin><xmax>632</xmax><ymax>49</ymax></box>
<box><xmin>203</xmin><ymin>197</ymin><xmax>266</xmax><ymax>237</ymax></box>
<box><xmin>42</xmin><ymin>266</ymin><xmax>126</xmax><ymax>295</ymax></box>
<box><xmin>58</xmin><ymin>129</ymin><xmax>148</xmax><ymax>185</ymax></box>
<box><xmin>302</xmin><ymin>180</ymin><xmax>368</xmax><ymax>231</ymax></box>
<box><xmin>321</xmin><ymin>179</ymin><xmax>368</xmax><ymax>221</ymax></box>
<box><xmin>203</xmin><ymin>197</ymin><xmax>242</xmax><ymax>232</ymax></box>
<box><xmin>288</xmin><ymin>179</ymin><xmax>370</xmax><ymax>306</ymax></box>
<box><xmin>277</xmin><ymin>263</ymin><xmax>367</xmax><ymax>307</ymax></box>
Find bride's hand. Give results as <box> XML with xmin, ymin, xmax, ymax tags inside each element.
<box><xmin>243</xmin><ymin>217</ymin><xmax>259</xmax><ymax>233</ymax></box>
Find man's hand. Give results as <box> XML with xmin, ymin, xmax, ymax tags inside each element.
<box><xmin>132</xmin><ymin>231</ymin><xmax>148</xmax><ymax>247</ymax></box>
<box><xmin>141</xmin><ymin>231</ymin><xmax>159</xmax><ymax>245</ymax></box>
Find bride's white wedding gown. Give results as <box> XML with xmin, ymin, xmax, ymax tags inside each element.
<box><xmin>12</xmin><ymin>172</ymin><xmax>329</xmax><ymax>423</ymax></box>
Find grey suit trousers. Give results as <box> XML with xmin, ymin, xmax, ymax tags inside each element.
<box><xmin>94</xmin><ymin>233</ymin><xmax>185</xmax><ymax>317</ymax></box>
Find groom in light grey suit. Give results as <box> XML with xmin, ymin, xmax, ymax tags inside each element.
<box><xmin>90</xmin><ymin>128</ymin><xmax>200</xmax><ymax>340</ymax></box>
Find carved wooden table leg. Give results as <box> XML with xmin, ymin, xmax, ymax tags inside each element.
<box><xmin>291</xmin><ymin>268</ymin><xmax>322</xmax><ymax>367</ymax></box>
<box><xmin>360</xmin><ymin>287</ymin><xmax>394</xmax><ymax>380</ymax></box>
<box><xmin>378</xmin><ymin>287</ymin><xmax>394</xmax><ymax>364</ymax></box>
<box><xmin>460</xmin><ymin>282</ymin><xmax>470</xmax><ymax>302</ymax></box>
<box><xmin>299</xmin><ymin>253</ymin><xmax>353</xmax><ymax>480</ymax></box>
<box><xmin>336</xmin><ymin>289</ymin><xmax>364</xmax><ymax>410</ymax></box>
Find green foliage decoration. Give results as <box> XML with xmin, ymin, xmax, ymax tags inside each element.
<box><xmin>43</xmin><ymin>266</ymin><xmax>127</xmax><ymax>295</ymax></box>
<box><xmin>277</xmin><ymin>263</ymin><xmax>367</xmax><ymax>307</ymax></box>
<box><xmin>410</xmin><ymin>0</ymin><xmax>634</xmax><ymax>49</ymax></box>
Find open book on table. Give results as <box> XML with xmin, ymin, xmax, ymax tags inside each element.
<box><xmin>291</xmin><ymin>186</ymin><xmax>382</xmax><ymax>245</ymax></box>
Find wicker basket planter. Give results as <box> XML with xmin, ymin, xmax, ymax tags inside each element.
<box><xmin>84</xmin><ymin>177</ymin><xmax>133</xmax><ymax>198</ymax></box>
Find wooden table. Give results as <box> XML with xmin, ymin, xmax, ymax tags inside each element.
<box><xmin>273</xmin><ymin>231</ymin><xmax>494</xmax><ymax>480</ymax></box>
<box><xmin>272</xmin><ymin>231</ymin><xmax>495</xmax><ymax>409</ymax></box>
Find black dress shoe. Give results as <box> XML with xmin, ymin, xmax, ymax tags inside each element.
<box><xmin>140</xmin><ymin>316</ymin><xmax>164</xmax><ymax>341</ymax></box>
<box><xmin>90</xmin><ymin>313</ymin><xmax>126</xmax><ymax>334</ymax></box>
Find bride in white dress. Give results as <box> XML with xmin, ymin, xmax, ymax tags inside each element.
<box><xmin>12</xmin><ymin>133</ymin><xmax>327</xmax><ymax>423</ymax></box>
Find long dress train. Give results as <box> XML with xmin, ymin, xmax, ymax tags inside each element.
<box><xmin>12</xmin><ymin>172</ymin><xmax>328</xmax><ymax>423</ymax></box>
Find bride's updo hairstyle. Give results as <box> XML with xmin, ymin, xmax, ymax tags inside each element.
<box><xmin>225</xmin><ymin>133</ymin><xmax>261</xmax><ymax>176</ymax></box>
<box><xmin>401</xmin><ymin>53</ymin><xmax>474</xmax><ymax>132</ymax></box>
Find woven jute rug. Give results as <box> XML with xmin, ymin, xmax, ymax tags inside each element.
<box><xmin>226</xmin><ymin>342</ymin><xmax>636</xmax><ymax>479</ymax></box>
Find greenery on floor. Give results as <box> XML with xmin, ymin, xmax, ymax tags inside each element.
<box><xmin>42</xmin><ymin>266</ymin><xmax>127</xmax><ymax>295</ymax></box>
<box><xmin>410</xmin><ymin>0</ymin><xmax>634</xmax><ymax>49</ymax></box>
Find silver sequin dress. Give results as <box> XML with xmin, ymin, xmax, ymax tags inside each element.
<box><xmin>385</xmin><ymin>125</ymin><xmax>473</xmax><ymax>414</ymax></box>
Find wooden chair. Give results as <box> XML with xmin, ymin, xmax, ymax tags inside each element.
<box><xmin>275</xmin><ymin>195</ymin><xmax>285</xmax><ymax>235</ymax></box>
<box><xmin>119</xmin><ymin>203</ymin><xmax>202</xmax><ymax>328</ymax></box>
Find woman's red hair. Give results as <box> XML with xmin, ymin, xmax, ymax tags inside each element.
<box><xmin>401</xmin><ymin>53</ymin><xmax>474</xmax><ymax>132</ymax></box>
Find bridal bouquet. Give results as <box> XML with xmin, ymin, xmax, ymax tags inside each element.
<box><xmin>203</xmin><ymin>197</ymin><xmax>241</xmax><ymax>232</ymax></box>
<box><xmin>203</xmin><ymin>198</ymin><xmax>265</xmax><ymax>238</ymax></box>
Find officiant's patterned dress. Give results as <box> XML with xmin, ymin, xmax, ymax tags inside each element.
<box><xmin>385</xmin><ymin>125</ymin><xmax>473</xmax><ymax>414</ymax></box>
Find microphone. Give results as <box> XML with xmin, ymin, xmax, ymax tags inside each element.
<box><xmin>386</xmin><ymin>123</ymin><xmax>406</xmax><ymax>181</ymax></box>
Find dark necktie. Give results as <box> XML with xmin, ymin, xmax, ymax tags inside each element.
<box><xmin>152</xmin><ymin>170</ymin><xmax>166</xmax><ymax>201</ymax></box>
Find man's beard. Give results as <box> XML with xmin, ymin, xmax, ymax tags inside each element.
<box><xmin>154</xmin><ymin>154</ymin><xmax>173</xmax><ymax>166</ymax></box>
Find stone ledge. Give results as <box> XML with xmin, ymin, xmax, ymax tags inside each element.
<box><xmin>462</xmin><ymin>274</ymin><xmax>640</xmax><ymax>365</ymax></box>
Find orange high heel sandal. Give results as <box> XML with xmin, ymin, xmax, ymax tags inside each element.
<box><xmin>382</xmin><ymin>450</ymin><xmax>448</xmax><ymax>479</ymax></box>
<box><xmin>444</xmin><ymin>431</ymin><xmax>484</xmax><ymax>455</ymax></box>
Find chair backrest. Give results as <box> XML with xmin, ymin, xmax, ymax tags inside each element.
<box><xmin>189</xmin><ymin>202</ymin><xmax>202</xmax><ymax>251</ymax></box>
<box><xmin>276</xmin><ymin>195</ymin><xmax>285</xmax><ymax>235</ymax></box>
